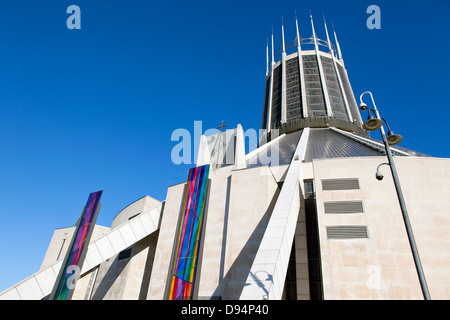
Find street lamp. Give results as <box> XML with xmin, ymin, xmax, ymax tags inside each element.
<box><xmin>359</xmin><ymin>91</ymin><xmax>431</xmax><ymax>300</ymax></box>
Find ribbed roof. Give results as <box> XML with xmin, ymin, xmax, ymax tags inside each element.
<box><xmin>304</xmin><ymin>128</ymin><xmax>383</xmax><ymax>162</ymax></box>
<box><xmin>246</xmin><ymin>130</ymin><xmax>302</xmax><ymax>168</ymax></box>
<box><xmin>245</xmin><ymin>128</ymin><xmax>429</xmax><ymax>169</ymax></box>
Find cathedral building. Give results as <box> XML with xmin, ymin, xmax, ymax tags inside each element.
<box><xmin>1</xmin><ymin>15</ymin><xmax>449</xmax><ymax>300</ymax></box>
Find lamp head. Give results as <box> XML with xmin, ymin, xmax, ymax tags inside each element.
<box><xmin>359</xmin><ymin>102</ymin><xmax>368</xmax><ymax>111</ymax></box>
<box><xmin>387</xmin><ymin>131</ymin><xmax>403</xmax><ymax>146</ymax></box>
<box><xmin>362</xmin><ymin>114</ymin><xmax>383</xmax><ymax>132</ymax></box>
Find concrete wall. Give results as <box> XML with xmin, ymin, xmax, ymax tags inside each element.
<box><xmin>40</xmin><ymin>225</ymin><xmax>110</xmax><ymax>271</ymax></box>
<box><xmin>222</xmin><ymin>166</ymin><xmax>279</xmax><ymax>299</ymax></box>
<box><xmin>312</xmin><ymin>156</ymin><xmax>450</xmax><ymax>300</ymax></box>
<box><xmin>147</xmin><ymin>165</ymin><xmax>279</xmax><ymax>300</ymax></box>
<box><xmin>111</xmin><ymin>196</ymin><xmax>161</xmax><ymax>229</ymax></box>
<box><xmin>41</xmin><ymin>229</ymin><xmax>160</xmax><ymax>300</ymax></box>
<box><xmin>147</xmin><ymin>182</ymin><xmax>187</xmax><ymax>299</ymax></box>
<box><xmin>84</xmin><ymin>233</ymin><xmax>158</xmax><ymax>300</ymax></box>
<box><xmin>195</xmin><ymin>169</ymin><xmax>231</xmax><ymax>299</ymax></box>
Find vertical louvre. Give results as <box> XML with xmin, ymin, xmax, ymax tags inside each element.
<box><xmin>304</xmin><ymin>180</ymin><xmax>323</xmax><ymax>300</ymax></box>
<box><xmin>261</xmin><ymin>75</ymin><xmax>271</xmax><ymax>130</ymax></box>
<box><xmin>324</xmin><ymin>201</ymin><xmax>364</xmax><ymax>214</ymax></box>
<box><xmin>271</xmin><ymin>65</ymin><xmax>282</xmax><ymax>129</ymax></box>
<box><xmin>326</xmin><ymin>226</ymin><xmax>368</xmax><ymax>239</ymax></box>
<box><xmin>322</xmin><ymin>178</ymin><xmax>359</xmax><ymax>191</ymax></box>
<box><xmin>284</xmin><ymin>241</ymin><xmax>297</xmax><ymax>300</ymax></box>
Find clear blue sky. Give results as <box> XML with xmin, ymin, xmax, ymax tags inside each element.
<box><xmin>0</xmin><ymin>0</ymin><xmax>449</xmax><ymax>292</ymax></box>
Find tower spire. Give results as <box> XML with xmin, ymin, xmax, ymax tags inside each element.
<box><xmin>281</xmin><ymin>17</ymin><xmax>286</xmax><ymax>53</ymax></box>
<box><xmin>295</xmin><ymin>13</ymin><xmax>308</xmax><ymax>118</ymax></box>
<box><xmin>310</xmin><ymin>12</ymin><xmax>333</xmax><ymax>118</ymax></box>
<box><xmin>332</xmin><ymin>22</ymin><xmax>344</xmax><ymax>63</ymax></box>
<box><xmin>295</xmin><ymin>13</ymin><xmax>301</xmax><ymax>49</ymax></box>
<box><xmin>310</xmin><ymin>12</ymin><xmax>319</xmax><ymax>50</ymax></box>
<box><xmin>280</xmin><ymin>17</ymin><xmax>287</xmax><ymax>124</ymax></box>
<box><xmin>325</xmin><ymin>17</ymin><xmax>353</xmax><ymax>122</ymax></box>
<box><xmin>266</xmin><ymin>37</ymin><xmax>269</xmax><ymax>76</ymax></box>
<box><xmin>323</xmin><ymin>15</ymin><xmax>333</xmax><ymax>55</ymax></box>
<box><xmin>271</xmin><ymin>26</ymin><xmax>275</xmax><ymax>66</ymax></box>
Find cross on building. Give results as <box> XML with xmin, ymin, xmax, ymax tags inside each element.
<box><xmin>215</xmin><ymin>120</ymin><xmax>228</xmax><ymax>169</ymax></box>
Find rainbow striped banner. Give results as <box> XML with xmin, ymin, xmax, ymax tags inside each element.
<box><xmin>169</xmin><ymin>165</ymin><xmax>210</xmax><ymax>300</ymax></box>
<box><xmin>50</xmin><ymin>191</ymin><xmax>103</xmax><ymax>300</ymax></box>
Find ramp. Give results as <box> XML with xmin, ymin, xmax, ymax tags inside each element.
<box><xmin>239</xmin><ymin>128</ymin><xmax>309</xmax><ymax>300</ymax></box>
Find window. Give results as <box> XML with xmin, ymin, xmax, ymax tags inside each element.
<box><xmin>284</xmin><ymin>242</ymin><xmax>297</xmax><ymax>300</ymax></box>
<box><xmin>320</xmin><ymin>56</ymin><xmax>347</xmax><ymax>121</ymax></box>
<box><xmin>302</xmin><ymin>55</ymin><xmax>326</xmax><ymax>117</ymax></box>
<box><xmin>285</xmin><ymin>57</ymin><xmax>303</xmax><ymax>122</ymax></box>
<box><xmin>118</xmin><ymin>248</ymin><xmax>132</xmax><ymax>260</ymax></box>
<box><xmin>270</xmin><ymin>65</ymin><xmax>282</xmax><ymax>128</ymax></box>
<box><xmin>304</xmin><ymin>180</ymin><xmax>323</xmax><ymax>300</ymax></box>
<box><xmin>128</xmin><ymin>213</ymin><xmax>141</xmax><ymax>220</ymax></box>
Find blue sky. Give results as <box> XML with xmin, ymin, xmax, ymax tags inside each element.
<box><xmin>0</xmin><ymin>0</ymin><xmax>449</xmax><ymax>292</ymax></box>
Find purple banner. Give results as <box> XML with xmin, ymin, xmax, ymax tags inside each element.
<box><xmin>50</xmin><ymin>190</ymin><xmax>102</xmax><ymax>300</ymax></box>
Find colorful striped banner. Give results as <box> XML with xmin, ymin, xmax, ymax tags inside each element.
<box><xmin>169</xmin><ymin>165</ymin><xmax>210</xmax><ymax>300</ymax></box>
<box><xmin>50</xmin><ymin>191</ymin><xmax>103</xmax><ymax>300</ymax></box>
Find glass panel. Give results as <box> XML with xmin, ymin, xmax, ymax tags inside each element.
<box><xmin>270</xmin><ymin>65</ymin><xmax>282</xmax><ymax>129</ymax></box>
<box><xmin>302</xmin><ymin>55</ymin><xmax>326</xmax><ymax>117</ymax></box>
<box><xmin>320</xmin><ymin>56</ymin><xmax>348</xmax><ymax>121</ymax></box>
<box><xmin>285</xmin><ymin>57</ymin><xmax>303</xmax><ymax>122</ymax></box>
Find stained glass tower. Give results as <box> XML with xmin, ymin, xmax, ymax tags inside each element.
<box><xmin>261</xmin><ymin>15</ymin><xmax>365</xmax><ymax>144</ymax></box>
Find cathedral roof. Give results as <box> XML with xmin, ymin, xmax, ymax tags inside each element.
<box><xmin>246</xmin><ymin>128</ymin><xmax>429</xmax><ymax>169</ymax></box>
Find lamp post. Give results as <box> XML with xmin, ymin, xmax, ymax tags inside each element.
<box><xmin>359</xmin><ymin>91</ymin><xmax>431</xmax><ymax>300</ymax></box>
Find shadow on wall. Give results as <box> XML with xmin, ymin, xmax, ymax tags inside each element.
<box><xmin>90</xmin><ymin>247</ymin><xmax>133</xmax><ymax>300</ymax></box>
<box><xmin>212</xmin><ymin>181</ymin><xmax>280</xmax><ymax>300</ymax></box>
<box><xmin>138</xmin><ymin>231</ymin><xmax>159</xmax><ymax>300</ymax></box>
<box><xmin>247</xmin><ymin>271</ymin><xmax>273</xmax><ymax>300</ymax></box>
<box><xmin>91</xmin><ymin>232</ymin><xmax>158</xmax><ymax>300</ymax></box>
